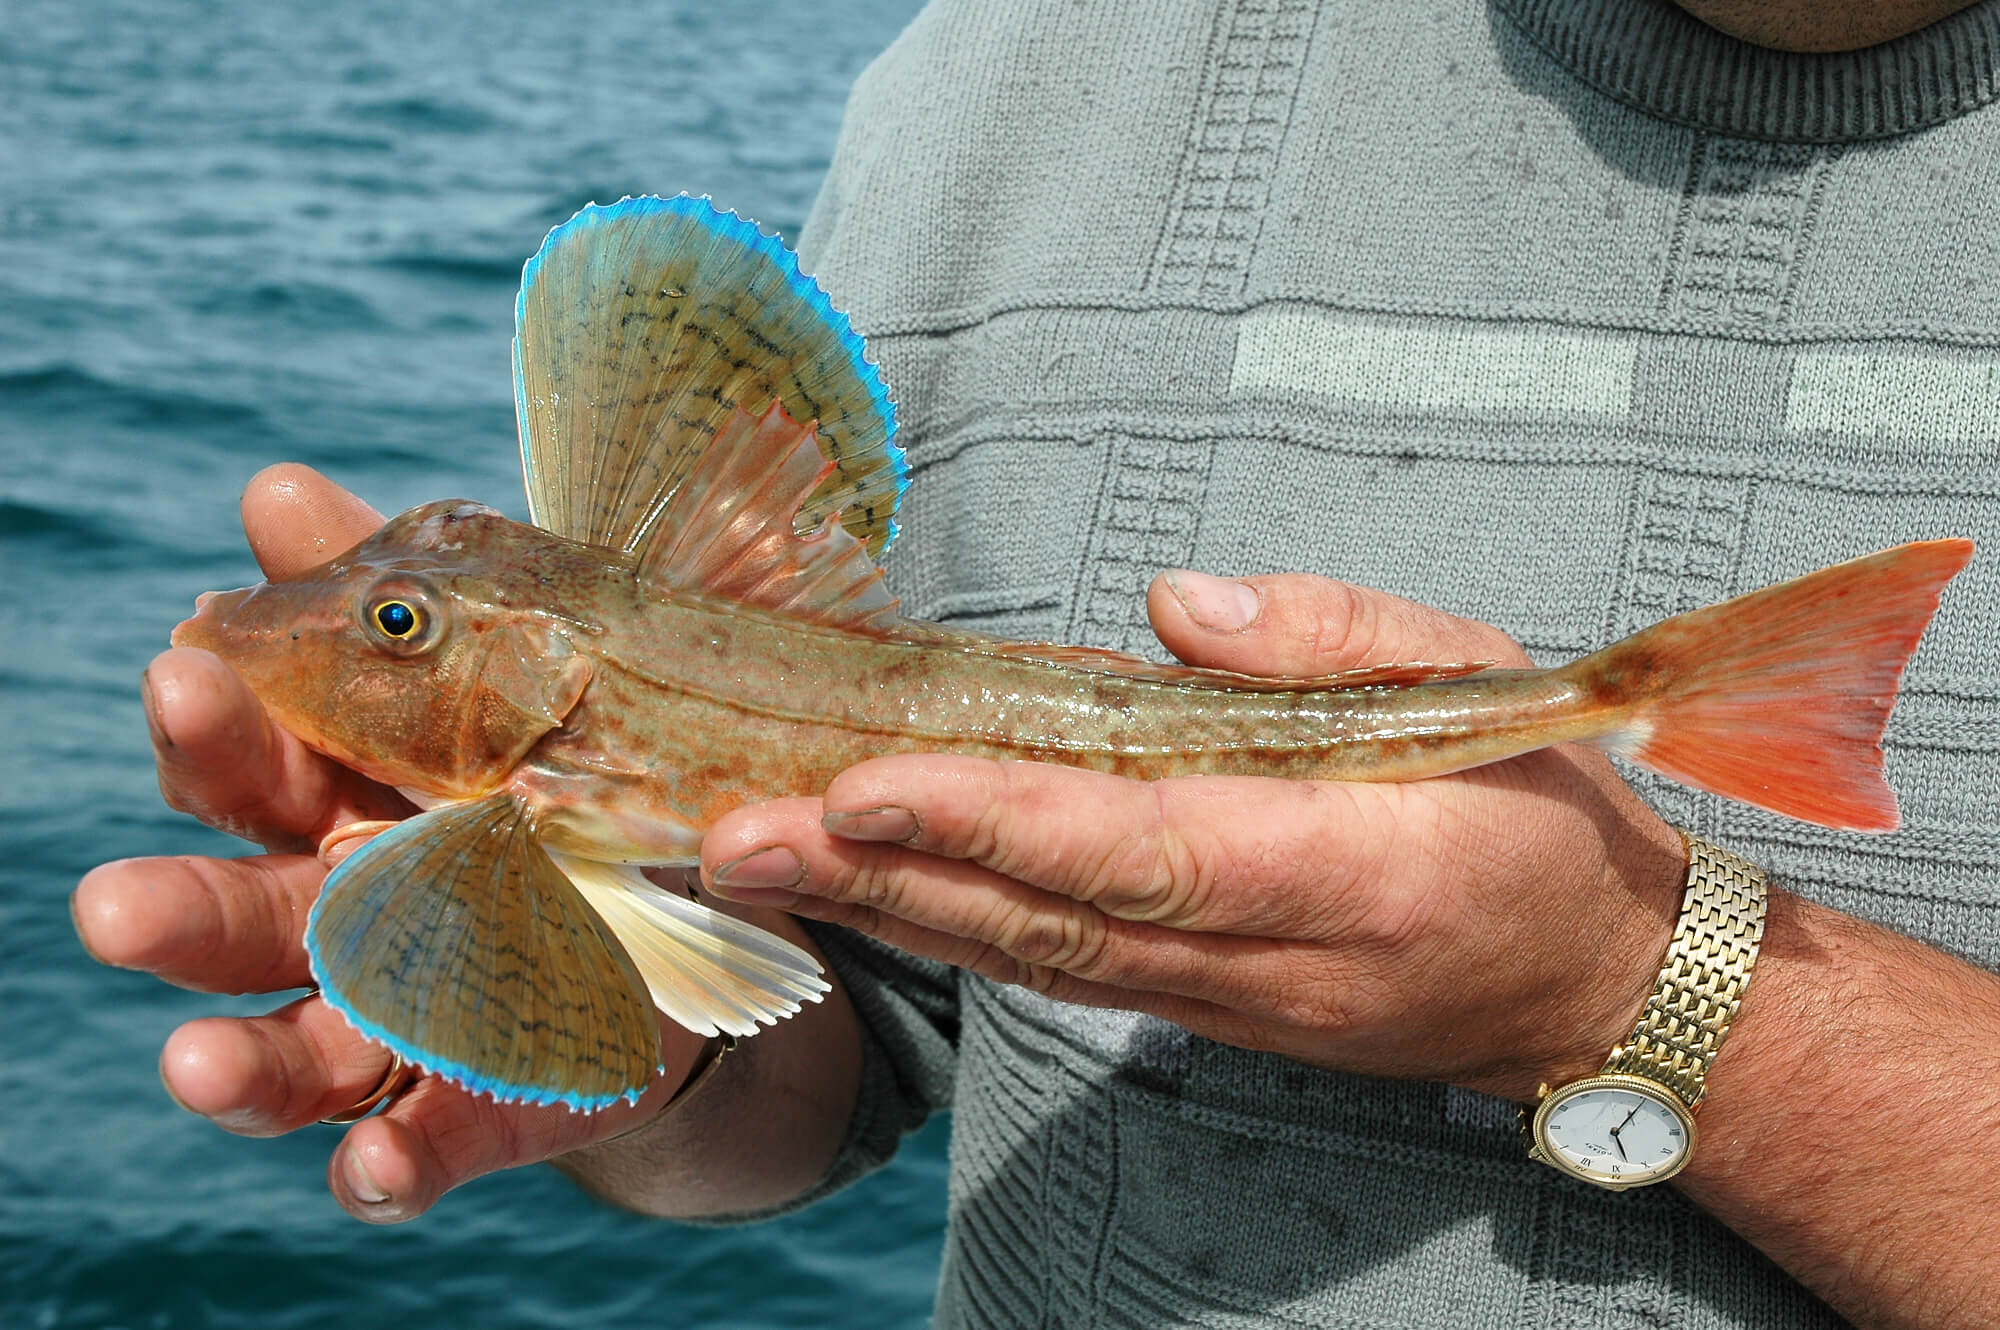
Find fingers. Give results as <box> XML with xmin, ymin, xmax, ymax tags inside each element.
<box><xmin>328</xmin><ymin>1061</ymin><xmax>678</xmax><ymax>1223</ymax></box>
<box><xmin>831</xmin><ymin>758</ymin><xmax>1389</xmax><ymax>935</ymax></box>
<box><xmin>705</xmin><ymin>799</ymin><xmax>1303</xmax><ymax>1019</ymax></box>
<box><xmin>160</xmin><ymin>996</ymin><xmax>399</xmax><ymax>1135</ymax></box>
<box><xmin>161</xmin><ymin>995</ymin><xmax>687</xmax><ymax>1223</ymax></box>
<box><xmin>1147</xmin><ymin>569</ymin><xmax>1532</xmax><ymax>676</ymax></box>
<box><xmin>753</xmin><ymin>887</ymin><xmax>1269</xmax><ymax>1050</ymax></box>
<box><xmin>706</xmin><ymin>766</ymin><xmax>1386</xmax><ymax>940</ymax></box>
<box><xmin>73</xmin><ymin>851</ymin><xmax>324</xmax><ymax>993</ymax></box>
<box><xmin>149</xmin><ymin>466</ymin><xmax>389</xmax><ymax>848</ymax></box>
<box><xmin>149</xmin><ymin>466</ymin><xmax>399</xmax><ymax>850</ymax></box>
<box><xmin>240</xmin><ymin>463</ymin><xmax>382</xmax><ymax>580</ymax></box>
<box><xmin>144</xmin><ymin>647</ymin><xmax>408</xmax><ymax>850</ymax></box>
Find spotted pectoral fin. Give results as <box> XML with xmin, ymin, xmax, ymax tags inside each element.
<box><xmin>306</xmin><ymin>794</ymin><xmax>662</xmax><ymax>1111</ymax></box>
<box><xmin>552</xmin><ymin>855</ymin><xmax>830</xmax><ymax>1038</ymax></box>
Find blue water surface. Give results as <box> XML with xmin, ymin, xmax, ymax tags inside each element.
<box><xmin>0</xmin><ymin>2</ymin><xmax>946</xmax><ymax>1326</ymax></box>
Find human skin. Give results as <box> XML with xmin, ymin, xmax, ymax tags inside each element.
<box><xmin>73</xmin><ymin>468</ymin><xmax>861</xmax><ymax>1221</ymax></box>
<box><xmin>76</xmin><ymin>465</ymin><xmax>2000</xmax><ymax>1327</ymax></box>
<box><xmin>70</xmin><ymin>8</ymin><xmax>2000</xmax><ymax>1319</ymax></box>
<box><xmin>1664</xmin><ymin>0</ymin><xmax>1976</xmax><ymax>52</ymax></box>
<box><xmin>702</xmin><ymin>579</ymin><xmax>2000</xmax><ymax>1330</ymax></box>
<box><xmin>1669</xmin><ymin>0</ymin><xmax>1982</xmax><ymax>52</ymax></box>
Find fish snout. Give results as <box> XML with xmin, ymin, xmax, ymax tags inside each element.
<box><xmin>169</xmin><ymin>585</ymin><xmax>261</xmax><ymax>652</ymax></box>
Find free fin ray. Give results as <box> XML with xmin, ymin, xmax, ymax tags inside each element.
<box><xmin>1578</xmin><ymin>539</ymin><xmax>1976</xmax><ymax>832</ymax></box>
<box><xmin>552</xmin><ymin>855</ymin><xmax>830</xmax><ymax>1040</ymax></box>
<box><xmin>307</xmin><ymin>794</ymin><xmax>661</xmax><ymax>1110</ymax></box>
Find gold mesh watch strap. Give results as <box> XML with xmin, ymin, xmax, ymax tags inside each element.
<box><xmin>1601</xmin><ymin>833</ymin><xmax>1767</xmax><ymax>1109</ymax></box>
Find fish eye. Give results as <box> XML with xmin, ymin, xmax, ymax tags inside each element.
<box><xmin>374</xmin><ymin>600</ymin><xmax>420</xmax><ymax>639</ymax></box>
<box><xmin>360</xmin><ymin>583</ymin><xmax>443</xmax><ymax>655</ymax></box>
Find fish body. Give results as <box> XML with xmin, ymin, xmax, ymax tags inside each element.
<box><xmin>190</xmin><ymin>494</ymin><xmax>1591</xmax><ymax>865</ymax></box>
<box><xmin>172</xmin><ymin>196</ymin><xmax>1974</xmax><ymax>1110</ymax></box>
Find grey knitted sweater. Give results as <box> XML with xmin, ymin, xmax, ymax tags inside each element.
<box><xmin>781</xmin><ymin>2</ymin><xmax>2000</xmax><ymax>1325</ymax></box>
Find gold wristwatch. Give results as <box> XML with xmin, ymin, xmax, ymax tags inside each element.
<box><xmin>1525</xmin><ymin>832</ymin><xmax>1767</xmax><ymax>1190</ymax></box>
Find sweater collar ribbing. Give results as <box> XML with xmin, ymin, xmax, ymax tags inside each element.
<box><xmin>1492</xmin><ymin>0</ymin><xmax>2000</xmax><ymax>141</ymax></box>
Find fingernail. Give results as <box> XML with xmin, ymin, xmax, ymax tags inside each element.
<box><xmin>342</xmin><ymin>1147</ymin><xmax>390</xmax><ymax>1205</ymax></box>
<box><xmin>159</xmin><ymin>1066</ymin><xmax>197</xmax><ymax>1115</ymax></box>
<box><xmin>709</xmin><ymin>847</ymin><xmax>804</xmax><ymax>906</ymax></box>
<box><xmin>822</xmin><ymin>805</ymin><xmax>919</xmax><ymax>843</ymax></box>
<box><xmin>140</xmin><ymin>670</ymin><xmax>173</xmax><ymax>751</ymax></box>
<box><xmin>1165</xmin><ymin>569</ymin><xmax>1260</xmax><ymax>632</ymax></box>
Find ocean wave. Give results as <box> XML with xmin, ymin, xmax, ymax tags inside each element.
<box><xmin>7</xmin><ymin>2</ymin><xmax>946</xmax><ymax>1325</ymax></box>
<box><xmin>0</xmin><ymin>496</ymin><xmax>118</xmax><ymax>544</ymax></box>
<box><xmin>373</xmin><ymin>251</ymin><xmax>522</xmax><ymax>284</ymax></box>
<box><xmin>0</xmin><ymin>364</ymin><xmax>266</xmax><ymax>432</ymax></box>
<box><xmin>341</xmin><ymin>93</ymin><xmax>501</xmax><ymax>135</ymax></box>
<box><xmin>190</xmin><ymin>280</ymin><xmax>384</xmax><ymax>332</ymax></box>
<box><xmin>0</xmin><ymin>497</ymin><xmax>193</xmax><ymax>574</ymax></box>
<box><xmin>249</xmin><ymin>126</ymin><xmax>396</xmax><ymax>155</ymax></box>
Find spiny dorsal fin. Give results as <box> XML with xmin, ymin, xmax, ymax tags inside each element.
<box><xmin>637</xmin><ymin>403</ymin><xmax>901</xmax><ymax>631</ymax></box>
<box><xmin>306</xmin><ymin>793</ymin><xmax>660</xmax><ymax>1111</ymax></box>
<box><xmin>514</xmin><ymin>195</ymin><xmax>904</xmax><ymax>558</ymax></box>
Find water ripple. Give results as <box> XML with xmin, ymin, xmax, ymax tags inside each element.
<box><xmin>0</xmin><ymin>364</ymin><xmax>266</xmax><ymax>433</ymax></box>
<box><xmin>4</xmin><ymin>2</ymin><xmax>943</xmax><ymax>1327</ymax></box>
<box><xmin>342</xmin><ymin>94</ymin><xmax>501</xmax><ymax>135</ymax></box>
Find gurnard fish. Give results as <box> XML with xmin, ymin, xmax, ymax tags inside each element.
<box><xmin>173</xmin><ymin>195</ymin><xmax>1974</xmax><ymax>1112</ymax></box>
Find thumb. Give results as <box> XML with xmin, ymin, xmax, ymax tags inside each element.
<box><xmin>1146</xmin><ymin>569</ymin><xmax>1532</xmax><ymax>676</ymax></box>
<box><xmin>242</xmin><ymin>463</ymin><xmax>383</xmax><ymax>581</ymax></box>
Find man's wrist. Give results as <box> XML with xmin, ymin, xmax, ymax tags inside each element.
<box><xmin>1506</xmin><ymin>809</ymin><xmax>1690</xmax><ymax>1102</ymax></box>
<box><xmin>1521</xmin><ymin>830</ymin><xmax>1766</xmax><ymax>1189</ymax></box>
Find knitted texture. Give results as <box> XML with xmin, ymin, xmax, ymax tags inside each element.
<box><xmin>787</xmin><ymin>1</ymin><xmax>2000</xmax><ymax>1324</ymax></box>
<box><xmin>1496</xmin><ymin>0</ymin><xmax>2000</xmax><ymax>142</ymax></box>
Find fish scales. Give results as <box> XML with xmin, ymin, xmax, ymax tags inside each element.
<box><xmin>517</xmin><ymin>583</ymin><xmax>1602</xmax><ymax>864</ymax></box>
<box><xmin>167</xmin><ymin>196</ymin><xmax>1974</xmax><ymax>1109</ymax></box>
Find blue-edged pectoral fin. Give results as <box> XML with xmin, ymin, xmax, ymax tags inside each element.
<box><xmin>306</xmin><ymin>793</ymin><xmax>662</xmax><ymax>1112</ymax></box>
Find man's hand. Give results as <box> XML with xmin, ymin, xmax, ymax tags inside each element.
<box><xmin>702</xmin><ymin>567</ymin><xmax>1690</xmax><ymax>1101</ymax></box>
<box><xmin>71</xmin><ymin>467</ymin><xmax>718</xmax><ymax>1222</ymax></box>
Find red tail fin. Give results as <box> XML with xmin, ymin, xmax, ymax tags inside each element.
<box><xmin>1573</xmin><ymin>540</ymin><xmax>1974</xmax><ymax>833</ymax></box>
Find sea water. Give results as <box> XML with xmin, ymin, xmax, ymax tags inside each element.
<box><xmin>0</xmin><ymin>2</ymin><xmax>948</xmax><ymax>1326</ymax></box>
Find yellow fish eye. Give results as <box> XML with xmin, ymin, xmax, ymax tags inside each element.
<box><xmin>372</xmin><ymin>599</ymin><xmax>422</xmax><ymax>640</ymax></box>
<box><xmin>359</xmin><ymin>580</ymin><xmax>444</xmax><ymax>656</ymax></box>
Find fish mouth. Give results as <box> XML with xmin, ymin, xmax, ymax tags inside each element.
<box><xmin>169</xmin><ymin>585</ymin><xmax>260</xmax><ymax>653</ymax></box>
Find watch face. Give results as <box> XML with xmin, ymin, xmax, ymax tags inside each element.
<box><xmin>1533</xmin><ymin>1077</ymin><xmax>1696</xmax><ymax>1189</ymax></box>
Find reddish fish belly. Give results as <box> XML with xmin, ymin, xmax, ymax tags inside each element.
<box><xmin>510</xmin><ymin>601</ymin><xmax>1610</xmax><ymax>864</ymax></box>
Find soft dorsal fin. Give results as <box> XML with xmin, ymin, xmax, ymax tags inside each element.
<box><xmin>513</xmin><ymin>195</ymin><xmax>904</xmax><ymax>558</ymax></box>
<box><xmin>637</xmin><ymin>402</ymin><xmax>901</xmax><ymax>630</ymax></box>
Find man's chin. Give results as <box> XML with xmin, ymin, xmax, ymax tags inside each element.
<box><xmin>1664</xmin><ymin>0</ymin><xmax>1979</xmax><ymax>53</ymax></box>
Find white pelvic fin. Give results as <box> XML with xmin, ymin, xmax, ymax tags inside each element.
<box><xmin>551</xmin><ymin>853</ymin><xmax>830</xmax><ymax>1039</ymax></box>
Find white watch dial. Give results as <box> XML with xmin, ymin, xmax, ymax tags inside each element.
<box><xmin>1535</xmin><ymin>1078</ymin><xmax>1695</xmax><ymax>1188</ymax></box>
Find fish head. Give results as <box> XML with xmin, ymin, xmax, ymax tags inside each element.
<box><xmin>172</xmin><ymin>499</ymin><xmax>595</xmax><ymax>799</ymax></box>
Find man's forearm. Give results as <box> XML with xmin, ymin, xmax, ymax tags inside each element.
<box><xmin>1678</xmin><ymin>888</ymin><xmax>2000</xmax><ymax>1328</ymax></box>
<box><xmin>553</xmin><ymin>912</ymin><xmax>864</xmax><ymax>1220</ymax></box>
